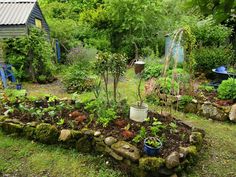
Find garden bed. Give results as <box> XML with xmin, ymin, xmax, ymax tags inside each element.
<box><xmin>0</xmin><ymin>96</ymin><xmax>204</xmax><ymax>177</ymax></box>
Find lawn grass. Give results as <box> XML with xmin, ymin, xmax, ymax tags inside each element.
<box><xmin>0</xmin><ymin>131</ymin><xmax>125</xmax><ymax>177</ymax></box>
<box><xmin>1</xmin><ymin>68</ymin><xmax>236</xmax><ymax>176</ymax></box>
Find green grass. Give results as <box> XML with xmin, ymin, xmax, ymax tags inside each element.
<box><xmin>0</xmin><ymin>131</ymin><xmax>125</xmax><ymax>177</ymax></box>
<box><xmin>181</xmin><ymin>114</ymin><xmax>236</xmax><ymax>177</ymax></box>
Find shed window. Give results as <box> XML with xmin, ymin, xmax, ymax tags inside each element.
<box><xmin>35</xmin><ymin>18</ymin><xmax>42</xmax><ymax>29</ymax></box>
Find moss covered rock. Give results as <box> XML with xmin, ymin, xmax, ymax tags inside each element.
<box><xmin>76</xmin><ymin>135</ymin><xmax>93</xmax><ymax>153</ymax></box>
<box><xmin>189</xmin><ymin>132</ymin><xmax>203</xmax><ymax>149</ymax></box>
<box><xmin>1</xmin><ymin>122</ymin><xmax>23</xmax><ymax>134</ymax></box>
<box><xmin>23</xmin><ymin>125</ymin><xmax>35</xmax><ymax>139</ymax></box>
<box><xmin>71</xmin><ymin>130</ymin><xmax>83</xmax><ymax>139</ymax></box>
<box><xmin>0</xmin><ymin>116</ymin><xmax>6</xmax><ymax>122</ymax></box>
<box><xmin>139</xmin><ymin>157</ymin><xmax>165</xmax><ymax>171</ymax></box>
<box><xmin>35</xmin><ymin>123</ymin><xmax>59</xmax><ymax>144</ymax></box>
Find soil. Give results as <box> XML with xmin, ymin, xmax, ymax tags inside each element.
<box><xmin>1</xmin><ymin>100</ymin><xmax>192</xmax><ymax>158</ymax></box>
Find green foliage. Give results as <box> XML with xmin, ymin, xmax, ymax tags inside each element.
<box><xmin>193</xmin><ymin>46</ymin><xmax>234</xmax><ymax>72</ymax></box>
<box><xmin>4</xmin><ymin>28</ymin><xmax>55</xmax><ymax>82</ymax></box>
<box><xmin>150</xmin><ymin>118</ymin><xmax>165</xmax><ymax>136</ymax></box>
<box><xmin>178</xmin><ymin>95</ymin><xmax>193</xmax><ymax>110</ymax></box>
<box><xmin>193</xmin><ymin>21</ymin><xmax>232</xmax><ymax>46</ymax></box>
<box><xmin>156</xmin><ymin>77</ymin><xmax>179</xmax><ymax>95</ymax></box>
<box><xmin>133</xmin><ymin>126</ymin><xmax>146</xmax><ymax>143</ymax></box>
<box><xmin>11</xmin><ymin>65</ymin><xmax>24</xmax><ymax>83</ymax></box>
<box><xmin>217</xmin><ymin>78</ymin><xmax>236</xmax><ymax>100</ymax></box>
<box><xmin>188</xmin><ymin>0</ymin><xmax>235</xmax><ymax>24</ymax></box>
<box><xmin>110</xmin><ymin>53</ymin><xmax>127</xmax><ymax>101</ymax></box>
<box><xmin>94</xmin><ymin>52</ymin><xmax>127</xmax><ymax>103</ymax></box>
<box><xmin>4</xmin><ymin>89</ymin><xmax>27</xmax><ymax>103</ymax></box>
<box><xmin>146</xmin><ymin>93</ymin><xmax>160</xmax><ymax>105</ymax></box>
<box><xmin>104</xmin><ymin>0</ymin><xmax>164</xmax><ymax>57</ymax></box>
<box><xmin>143</xmin><ymin>64</ymin><xmax>164</xmax><ymax>80</ymax></box>
<box><xmin>167</xmin><ymin>68</ymin><xmax>190</xmax><ymax>84</ymax></box>
<box><xmin>198</xmin><ymin>85</ymin><xmax>215</xmax><ymax>92</ymax></box>
<box><xmin>145</xmin><ymin>139</ymin><xmax>162</xmax><ymax>148</ymax></box>
<box><xmin>97</xmin><ymin>108</ymin><xmax>117</xmax><ymax>127</ymax></box>
<box><xmin>66</xmin><ymin>45</ymin><xmax>97</xmax><ymax>65</ymax></box>
<box><xmin>62</xmin><ymin>63</ymin><xmax>97</xmax><ymax>93</ymax></box>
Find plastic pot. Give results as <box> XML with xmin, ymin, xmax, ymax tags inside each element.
<box><xmin>144</xmin><ymin>137</ymin><xmax>162</xmax><ymax>156</ymax></box>
<box><xmin>134</xmin><ymin>61</ymin><xmax>145</xmax><ymax>74</ymax></box>
<box><xmin>16</xmin><ymin>83</ymin><xmax>22</xmax><ymax>90</ymax></box>
<box><xmin>129</xmin><ymin>103</ymin><xmax>148</xmax><ymax>122</ymax></box>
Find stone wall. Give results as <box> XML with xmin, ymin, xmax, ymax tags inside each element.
<box><xmin>158</xmin><ymin>94</ymin><xmax>236</xmax><ymax>123</ymax></box>
<box><xmin>0</xmin><ymin>117</ymin><xmax>204</xmax><ymax>177</ymax></box>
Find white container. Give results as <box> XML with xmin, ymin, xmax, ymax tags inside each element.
<box><xmin>130</xmin><ymin>103</ymin><xmax>148</xmax><ymax>122</ymax></box>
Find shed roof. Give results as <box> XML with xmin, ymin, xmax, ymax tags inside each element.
<box><xmin>0</xmin><ymin>0</ymin><xmax>37</xmax><ymax>25</ymax></box>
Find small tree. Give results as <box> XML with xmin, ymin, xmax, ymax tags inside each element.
<box><xmin>110</xmin><ymin>53</ymin><xmax>127</xmax><ymax>102</ymax></box>
<box><xmin>94</xmin><ymin>52</ymin><xmax>111</xmax><ymax>104</ymax></box>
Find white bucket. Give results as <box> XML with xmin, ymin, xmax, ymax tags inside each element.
<box><xmin>130</xmin><ymin>103</ymin><xmax>148</xmax><ymax>122</ymax></box>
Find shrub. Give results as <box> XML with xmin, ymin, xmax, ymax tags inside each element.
<box><xmin>193</xmin><ymin>46</ymin><xmax>234</xmax><ymax>72</ymax></box>
<box><xmin>4</xmin><ymin>27</ymin><xmax>55</xmax><ymax>82</ymax></box>
<box><xmin>167</xmin><ymin>68</ymin><xmax>190</xmax><ymax>83</ymax></box>
<box><xmin>156</xmin><ymin>77</ymin><xmax>179</xmax><ymax>95</ymax></box>
<box><xmin>144</xmin><ymin>64</ymin><xmax>164</xmax><ymax>80</ymax></box>
<box><xmin>62</xmin><ymin>63</ymin><xmax>96</xmax><ymax>93</ymax></box>
<box><xmin>217</xmin><ymin>78</ymin><xmax>236</xmax><ymax>100</ymax></box>
<box><xmin>66</xmin><ymin>45</ymin><xmax>97</xmax><ymax>65</ymax></box>
<box><xmin>193</xmin><ymin>21</ymin><xmax>232</xmax><ymax>47</ymax></box>
<box><xmin>198</xmin><ymin>85</ymin><xmax>215</xmax><ymax>92</ymax></box>
<box><xmin>178</xmin><ymin>95</ymin><xmax>193</xmax><ymax>110</ymax></box>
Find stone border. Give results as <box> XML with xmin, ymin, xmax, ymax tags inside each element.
<box><xmin>158</xmin><ymin>94</ymin><xmax>235</xmax><ymax>122</ymax></box>
<box><xmin>0</xmin><ymin>116</ymin><xmax>204</xmax><ymax>177</ymax></box>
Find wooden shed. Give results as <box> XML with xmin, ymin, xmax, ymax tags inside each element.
<box><xmin>0</xmin><ymin>0</ymin><xmax>50</xmax><ymax>38</ymax></box>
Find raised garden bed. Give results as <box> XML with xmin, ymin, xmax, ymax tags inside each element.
<box><xmin>0</xmin><ymin>97</ymin><xmax>205</xmax><ymax>177</ymax></box>
<box><xmin>155</xmin><ymin>93</ymin><xmax>236</xmax><ymax>123</ymax></box>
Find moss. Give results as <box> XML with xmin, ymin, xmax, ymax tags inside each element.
<box><xmin>190</xmin><ymin>132</ymin><xmax>203</xmax><ymax>149</ymax></box>
<box><xmin>187</xmin><ymin>146</ymin><xmax>197</xmax><ymax>156</ymax></box>
<box><xmin>35</xmin><ymin>123</ymin><xmax>59</xmax><ymax>144</ymax></box>
<box><xmin>131</xmin><ymin>164</ymin><xmax>148</xmax><ymax>177</ymax></box>
<box><xmin>71</xmin><ymin>130</ymin><xmax>83</xmax><ymax>139</ymax></box>
<box><xmin>23</xmin><ymin>126</ymin><xmax>35</xmax><ymax>139</ymax></box>
<box><xmin>0</xmin><ymin>116</ymin><xmax>6</xmax><ymax>122</ymax></box>
<box><xmin>76</xmin><ymin>135</ymin><xmax>93</xmax><ymax>153</ymax></box>
<box><xmin>1</xmin><ymin>122</ymin><xmax>23</xmax><ymax>135</ymax></box>
<box><xmin>139</xmin><ymin>157</ymin><xmax>165</xmax><ymax>171</ymax></box>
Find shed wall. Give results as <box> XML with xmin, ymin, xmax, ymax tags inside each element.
<box><xmin>0</xmin><ymin>25</ymin><xmax>27</xmax><ymax>39</ymax></box>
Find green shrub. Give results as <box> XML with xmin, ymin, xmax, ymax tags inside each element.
<box><xmin>178</xmin><ymin>95</ymin><xmax>193</xmax><ymax>110</ymax></box>
<box><xmin>217</xmin><ymin>78</ymin><xmax>236</xmax><ymax>100</ymax></box>
<box><xmin>156</xmin><ymin>77</ymin><xmax>179</xmax><ymax>95</ymax></box>
<box><xmin>193</xmin><ymin>46</ymin><xmax>234</xmax><ymax>72</ymax></box>
<box><xmin>144</xmin><ymin>64</ymin><xmax>164</xmax><ymax>80</ymax></box>
<box><xmin>4</xmin><ymin>27</ymin><xmax>55</xmax><ymax>82</ymax></box>
<box><xmin>167</xmin><ymin>68</ymin><xmax>190</xmax><ymax>83</ymax></box>
<box><xmin>62</xmin><ymin>63</ymin><xmax>96</xmax><ymax>93</ymax></box>
<box><xmin>193</xmin><ymin>21</ymin><xmax>232</xmax><ymax>46</ymax></box>
<box><xmin>198</xmin><ymin>85</ymin><xmax>215</xmax><ymax>92</ymax></box>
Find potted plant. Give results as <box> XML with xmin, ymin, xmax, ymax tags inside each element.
<box><xmin>130</xmin><ymin>73</ymin><xmax>148</xmax><ymax>122</ymax></box>
<box><xmin>12</xmin><ymin>65</ymin><xmax>24</xmax><ymax>90</ymax></box>
<box><xmin>144</xmin><ymin>137</ymin><xmax>162</xmax><ymax>156</ymax></box>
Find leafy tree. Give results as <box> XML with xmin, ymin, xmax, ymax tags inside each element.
<box><xmin>187</xmin><ymin>0</ymin><xmax>235</xmax><ymax>23</ymax></box>
<box><xmin>104</xmin><ymin>0</ymin><xmax>164</xmax><ymax>57</ymax></box>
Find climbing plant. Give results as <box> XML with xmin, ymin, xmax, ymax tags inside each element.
<box><xmin>4</xmin><ymin>27</ymin><xmax>55</xmax><ymax>83</ymax></box>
